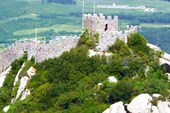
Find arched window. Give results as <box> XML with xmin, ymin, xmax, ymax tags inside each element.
<box><xmin>162</xmin><ymin>63</ymin><xmax>170</xmax><ymax>73</ymax></box>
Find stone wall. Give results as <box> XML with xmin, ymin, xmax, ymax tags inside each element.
<box><xmin>0</xmin><ymin>36</ymin><xmax>79</xmax><ymax>73</ymax></box>
<box><xmin>83</xmin><ymin>13</ymin><xmax>137</xmax><ymax>50</ymax></box>
<box><xmin>0</xmin><ymin>14</ymin><xmax>138</xmax><ymax>73</ymax></box>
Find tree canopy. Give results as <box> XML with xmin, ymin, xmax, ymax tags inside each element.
<box><xmin>0</xmin><ymin>33</ymin><xmax>169</xmax><ymax>113</ymax></box>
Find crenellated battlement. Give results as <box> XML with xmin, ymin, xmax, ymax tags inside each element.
<box><xmin>83</xmin><ymin>13</ymin><xmax>118</xmax><ymax>35</ymax></box>
<box><xmin>0</xmin><ymin>36</ymin><xmax>79</xmax><ymax>73</ymax></box>
<box><xmin>83</xmin><ymin>13</ymin><xmax>138</xmax><ymax>50</ymax></box>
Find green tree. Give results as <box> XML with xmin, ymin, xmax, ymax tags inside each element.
<box><xmin>109</xmin><ymin>39</ymin><xmax>130</xmax><ymax>56</ymax></box>
<box><xmin>109</xmin><ymin>78</ymin><xmax>133</xmax><ymax>103</ymax></box>
<box><xmin>127</xmin><ymin>33</ymin><xmax>150</xmax><ymax>54</ymax></box>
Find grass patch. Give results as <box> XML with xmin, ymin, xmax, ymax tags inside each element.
<box><xmin>140</xmin><ymin>23</ymin><xmax>170</xmax><ymax>28</ymax></box>
<box><xmin>13</xmin><ymin>24</ymin><xmax>81</xmax><ymax>36</ymax></box>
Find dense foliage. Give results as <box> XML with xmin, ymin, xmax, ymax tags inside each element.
<box><xmin>77</xmin><ymin>29</ymin><xmax>99</xmax><ymax>48</ymax></box>
<box><xmin>1</xmin><ymin>33</ymin><xmax>170</xmax><ymax>112</ymax></box>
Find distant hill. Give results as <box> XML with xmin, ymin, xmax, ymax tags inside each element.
<box><xmin>46</xmin><ymin>0</ymin><xmax>76</xmax><ymax>4</ymax></box>
<box><xmin>164</xmin><ymin>0</ymin><xmax>170</xmax><ymax>1</ymax></box>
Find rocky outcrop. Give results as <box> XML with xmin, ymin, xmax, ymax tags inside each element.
<box><xmin>103</xmin><ymin>101</ymin><xmax>126</xmax><ymax>113</ymax></box>
<box><xmin>152</xmin><ymin>94</ymin><xmax>161</xmax><ymax>98</ymax></box>
<box><xmin>3</xmin><ymin>66</ymin><xmax>36</xmax><ymax>112</ymax></box>
<box><xmin>13</xmin><ymin>63</ymin><xmax>25</xmax><ymax>86</ymax></box>
<box><xmin>15</xmin><ymin>66</ymin><xmax>36</xmax><ymax>101</ymax></box>
<box><xmin>152</xmin><ymin>106</ymin><xmax>159</xmax><ymax>113</ymax></box>
<box><xmin>15</xmin><ymin>76</ymin><xmax>30</xmax><ymax>101</ymax></box>
<box><xmin>127</xmin><ymin>94</ymin><xmax>170</xmax><ymax>113</ymax></box>
<box><xmin>147</xmin><ymin>43</ymin><xmax>170</xmax><ymax>76</ymax></box>
<box><xmin>3</xmin><ymin>105</ymin><xmax>10</xmax><ymax>112</ymax></box>
<box><xmin>127</xmin><ymin>94</ymin><xmax>153</xmax><ymax>113</ymax></box>
<box><xmin>0</xmin><ymin>66</ymin><xmax>11</xmax><ymax>88</ymax></box>
<box><xmin>147</xmin><ymin>43</ymin><xmax>161</xmax><ymax>51</ymax></box>
<box><xmin>157</xmin><ymin>101</ymin><xmax>170</xmax><ymax>113</ymax></box>
<box><xmin>103</xmin><ymin>94</ymin><xmax>170</xmax><ymax>113</ymax></box>
<box><xmin>20</xmin><ymin>89</ymin><xmax>30</xmax><ymax>101</ymax></box>
<box><xmin>27</xmin><ymin>66</ymin><xmax>36</xmax><ymax>78</ymax></box>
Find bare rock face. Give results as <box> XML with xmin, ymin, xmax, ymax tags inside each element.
<box><xmin>0</xmin><ymin>66</ymin><xmax>11</xmax><ymax>88</ymax></box>
<box><xmin>127</xmin><ymin>94</ymin><xmax>153</xmax><ymax>113</ymax></box>
<box><xmin>20</xmin><ymin>89</ymin><xmax>30</xmax><ymax>101</ymax></box>
<box><xmin>152</xmin><ymin>106</ymin><xmax>159</xmax><ymax>113</ymax></box>
<box><xmin>103</xmin><ymin>94</ymin><xmax>170</xmax><ymax>113</ymax></box>
<box><xmin>152</xmin><ymin>94</ymin><xmax>161</xmax><ymax>98</ymax></box>
<box><xmin>103</xmin><ymin>101</ymin><xmax>126</xmax><ymax>113</ymax></box>
<box><xmin>27</xmin><ymin>66</ymin><xmax>36</xmax><ymax>78</ymax></box>
<box><xmin>157</xmin><ymin>101</ymin><xmax>170</xmax><ymax>113</ymax></box>
<box><xmin>103</xmin><ymin>108</ymin><xmax>110</xmax><ymax>113</ymax></box>
<box><xmin>3</xmin><ymin>105</ymin><xmax>10</xmax><ymax>112</ymax></box>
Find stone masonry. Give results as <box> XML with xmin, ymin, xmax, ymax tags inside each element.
<box><xmin>0</xmin><ymin>13</ymin><xmax>138</xmax><ymax>73</ymax></box>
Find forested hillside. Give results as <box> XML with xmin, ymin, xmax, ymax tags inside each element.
<box><xmin>1</xmin><ymin>32</ymin><xmax>169</xmax><ymax>112</ymax></box>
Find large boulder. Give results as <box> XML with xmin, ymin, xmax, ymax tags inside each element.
<box><xmin>107</xmin><ymin>76</ymin><xmax>117</xmax><ymax>83</ymax></box>
<box><xmin>103</xmin><ymin>101</ymin><xmax>126</xmax><ymax>113</ymax></box>
<box><xmin>103</xmin><ymin>108</ymin><xmax>110</xmax><ymax>113</ymax></box>
<box><xmin>3</xmin><ymin>105</ymin><xmax>10</xmax><ymax>112</ymax></box>
<box><xmin>27</xmin><ymin>66</ymin><xmax>36</xmax><ymax>78</ymax></box>
<box><xmin>127</xmin><ymin>94</ymin><xmax>153</xmax><ymax>113</ymax></box>
<box><xmin>157</xmin><ymin>101</ymin><xmax>170</xmax><ymax>113</ymax></box>
<box><xmin>152</xmin><ymin>94</ymin><xmax>161</xmax><ymax>98</ymax></box>
<box><xmin>152</xmin><ymin>106</ymin><xmax>159</xmax><ymax>113</ymax></box>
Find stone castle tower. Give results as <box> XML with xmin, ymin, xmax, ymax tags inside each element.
<box><xmin>83</xmin><ymin>13</ymin><xmax>138</xmax><ymax>50</ymax></box>
<box><xmin>83</xmin><ymin>13</ymin><xmax>118</xmax><ymax>35</ymax></box>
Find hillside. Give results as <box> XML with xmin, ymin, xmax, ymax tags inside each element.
<box><xmin>0</xmin><ymin>0</ymin><xmax>170</xmax><ymax>53</ymax></box>
<box><xmin>0</xmin><ymin>32</ymin><xmax>170</xmax><ymax>112</ymax></box>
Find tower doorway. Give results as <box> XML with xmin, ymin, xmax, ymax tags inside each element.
<box><xmin>105</xmin><ymin>24</ymin><xmax>108</xmax><ymax>31</ymax></box>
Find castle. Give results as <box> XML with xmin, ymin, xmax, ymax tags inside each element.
<box><xmin>0</xmin><ymin>13</ymin><xmax>138</xmax><ymax>73</ymax></box>
<box><xmin>83</xmin><ymin>14</ymin><xmax>118</xmax><ymax>34</ymax></box>
<box><xmin>83</xmin><ymin>13</ymin><xmax>137</xmax><ymax>50</ymax></box>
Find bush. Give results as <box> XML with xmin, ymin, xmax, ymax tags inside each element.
<box><xmin>128</xmin><ymin>33</ymin><xmax>150</xmax><ymax>54</ymax></box>
<box><xmin>77</xmin><ymin>29</ymin><xmax>99</xmax><ymax>48</ymax></box>
<box><xmin>109</xmin><ymin>78</ymin><xmax>133</xmax><ymax>103</ymax></box>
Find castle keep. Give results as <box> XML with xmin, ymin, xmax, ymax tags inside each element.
<box><xmin>83</xmin><ymin>14</ymin><xmax>118</xmax><ymax>35</ymax></box>
<box><xmin>83</xmin><ymin>13</ymin><xmax>137</xmax><ymax>50</ymax></box>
